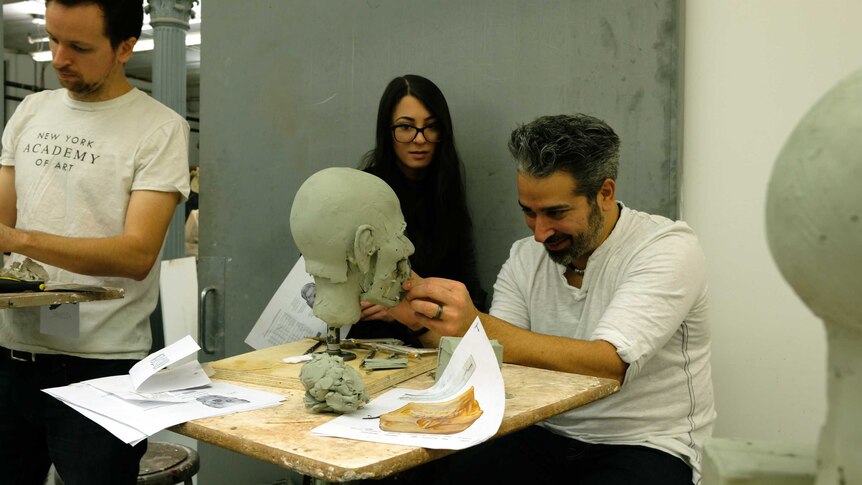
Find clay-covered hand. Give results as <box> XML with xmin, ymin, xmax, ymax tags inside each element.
<box><xmin>379</xmin><ymin>272</ymin><xmax>428</xmax><ymax>331</ymax></box>
<box><xmin>359</xmin><ymin>301</ymin><xmax>395</xmax><ymax>322</ymax></box>
<box><xmin>402</xmin><ymin>276</ymin><xmax>478</xmax><ymax>337</ymax></box>
<box><xmin>379</xmin><ymin>297</ymin><xmax>429</xmax><ymax>332</ymax></box>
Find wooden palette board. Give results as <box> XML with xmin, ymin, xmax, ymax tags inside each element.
<box><xmin>0</xmin><ymin>288</ymin><xmax>124</xmax><ymax>309</ymax></box>
<box><xmin>210</xmin><ymin>338</ymin><xmax>437</xmax><ymax>396</ymax></box>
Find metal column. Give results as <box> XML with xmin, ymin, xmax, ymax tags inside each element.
<box><xmin>146</xmin><ymin>0</ymin><xmax>197</xmax><ymax>260</ymax></box>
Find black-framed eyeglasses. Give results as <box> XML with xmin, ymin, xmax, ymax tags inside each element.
<box><xmin>391</xmin><ymin>123</ymin><xmax>442</xmax><ymax>143</ymax></box>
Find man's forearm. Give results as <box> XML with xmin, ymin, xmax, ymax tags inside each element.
<box><xmin>0</xmin><ymin>166</ymin><xmax>18</xmax><ymax>227</ymax></box>
<box><xmin>6</xmin><ymin>229</ymin><xmax>159</xmax><ymax>281</ymax></box>
<box><xmin>0</xmin><ymin>189</ymin><xmax>180</xmax><ymax>281</ymax></box>
<box><xmin>478</xmin><ymin>312</ymin><xmax>628</xmax><ymax>383</ymax></box>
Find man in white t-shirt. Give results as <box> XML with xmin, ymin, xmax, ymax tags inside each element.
<box><xmin>0</xmin><ymin>1</ymin><xmax>189</xmax><ymax>483</ymax></box>
<box><xmin>398</xmin><ymin>114</ymin><xmax>715</xmax><ymax>484</ymax></box>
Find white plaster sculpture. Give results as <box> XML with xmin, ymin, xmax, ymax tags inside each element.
<box><xmin>765</xmin><ymin>68</ymin><xmax>862</xmax><ymax>485</ymax></box>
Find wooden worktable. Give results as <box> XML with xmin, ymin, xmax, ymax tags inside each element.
<box><xmin>0</xmin><ymin>288</ymin><xmax>124</xmax><ymax>309</ymax></box>
<box><xmin>208</xmin><ymin>339</ymin><xmax>438</xmax><ymax>395</ymax></box>
<box><xmin>172</xmin><ymin>360</ymin><xmax>620</xmax><ymax>482</ymax></box>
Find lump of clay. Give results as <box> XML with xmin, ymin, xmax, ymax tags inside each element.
<box><xmin>0</xmin><ymin>258</ymin><xmax>48</xmax><ymax>281</ymax></box>
<box><xmin>299</xmin><ymin>353</ymin><xmax>369</xmax><ymax>413</ymax></box>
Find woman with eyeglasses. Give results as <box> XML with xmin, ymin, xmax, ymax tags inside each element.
<box><xmin>350</xmin><ymin>74</ymin><xmax>486</xmax><ymax>347</ymax></box>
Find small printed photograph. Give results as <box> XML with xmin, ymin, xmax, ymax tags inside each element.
<box><xmin>300</xmin><ymin>282</ymin><xmax>316</xmax><ymax>309</ymax></box>
<box><xmin>196</xmin><ymin>395</ymin><xmax>251</xmax><ymax>409</ymax></box>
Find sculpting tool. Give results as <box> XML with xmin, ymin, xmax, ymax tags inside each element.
<box><xmin>0</xmin><ymin>276</ymin><xmax>46</xmax><ymax>292</ymax></box>
<box><xmin>302</xmin><ymin>340</ymin><xmax>323</xmax><ymax>355</ymax></box>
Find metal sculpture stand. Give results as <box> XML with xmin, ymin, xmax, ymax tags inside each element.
<box><xmin>325</xmin><ymin>325</ymin><xmax>356</xmax><ymax>362</ymax></box>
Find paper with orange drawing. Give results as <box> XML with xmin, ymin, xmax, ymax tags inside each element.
<box><xmin>379</xmin><ymin>386</ymin><xmax>483</xmax><ymax>434</ymax></box>
<box><xmin>311</xmin><ymin>318</ymin><xmax>504</xmax><ymax>450</ymax></box>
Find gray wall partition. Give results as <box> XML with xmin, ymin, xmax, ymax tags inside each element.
<box><xmin>198</xmin><ymin>1</ymin><xmax>680</xmax><ymax>482</ymax></box>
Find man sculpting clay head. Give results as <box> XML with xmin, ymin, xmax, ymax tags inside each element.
<box><xmin>290</xmin><ymin>167</ymin><xmax>415</xmax><ymax>327</ymax></box>
<box><xmin>400</xmin><ymin>114</ymin><xmax>715</xmax><ymax>483</ymax></box>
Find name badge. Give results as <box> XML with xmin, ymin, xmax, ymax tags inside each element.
<box><xmin>40</xmin><ymin>304</ymin><xmax>81</xmax><ymax>339</ymax></box>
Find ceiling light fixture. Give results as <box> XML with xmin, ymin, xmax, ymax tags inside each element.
<box><xmin>29</xmin><ymin>32</ymin><xmax>202</xmax><ymax>63</ymax></box>
<box><xmin>30</xmin><ymin>51</ymin><xmax>53</xmax><ymax>62</ymax></box>
<box><xmin>28</xmin><ymin>34</ymin><xmax>50</xmax><ymax>45</ymax></box>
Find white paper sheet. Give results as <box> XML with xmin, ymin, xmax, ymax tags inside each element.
<box><xmin>245</xmin><ymin>256</ymin><xmax>350</xmax><ymax>349</ymax></box>
<box><xmin>159</xmin><ymin>257</ymin><xmax>198</xmax><ymax>347</ymax></box>
<box><xmin>311</xmin><ymin>317</ymin><xmax>505</xmax><ymax>450</ymax></box>
<box><xmin>39</xmin><ymin>303</ymin><xmax>80</xmax><ymax>338</ymax></box>
<box><xmin>42</xmin><ymin>334</ymin><xmax>286</xmax><ymax>445</ymax></box>
<box><xmin>44</xmin><ymin>380</ymin><xmax>285</xmax><ymax>444</ymax></box>
<box><xmin>63</xmin><ymin>398</ymin><xmax>151</xmax><ymax>446</ymax></box>
<box><xmin>129</xmin><ymin>335</ymin><xmax>208</xmax><ymax>392</ymax></box>
<box><xmin>88</xmin><ymin>364</ymin><xmax>207</xmax><ymax>405</ymax></box>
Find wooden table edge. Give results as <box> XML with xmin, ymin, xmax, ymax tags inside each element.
<box><xmin>171</xmin><ymin>369</ymin><xmax>620</xmax><ymax>482</ymax></box>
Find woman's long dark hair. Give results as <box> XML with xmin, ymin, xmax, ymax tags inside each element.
<box><xmin>360</xmin><ymin>75</ymin><xmax>473</xmax><ymax>273</ymax></box>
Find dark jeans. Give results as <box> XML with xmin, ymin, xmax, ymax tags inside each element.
<box><xmin>0</xmin><ymin>347</ymin><xmax>147</xmax><ymax>485</ymax></box>
<box><xmin>390</xmin><ymin>425</ymin><xmax>692</xmax><ymax>485</ymax></box>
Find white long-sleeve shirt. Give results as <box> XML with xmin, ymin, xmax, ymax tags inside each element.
<box><xmin>491</xmin><ymin>203</ymin><xmax>716</xmax><ymax>484</ymax></box>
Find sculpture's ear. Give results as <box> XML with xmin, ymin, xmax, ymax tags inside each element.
<box><xmin>354</xmin><ymin>224</ymin><xmax>376</xmax><ymax>274</ymax></box>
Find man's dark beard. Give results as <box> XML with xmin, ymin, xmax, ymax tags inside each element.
<box><xmin>60</xmin><ymin>76</ymin><xmax>101</xmax><ymax>97</ymax></box>
<box><xmin>545</xmin><ymin>202</ymin><xmax>604</xmax><ymax>266</ymax></box>
<box><xmin>56</xmin><ymin>65</ymin><xmax>110</xmax><ymax>99</ymax></box>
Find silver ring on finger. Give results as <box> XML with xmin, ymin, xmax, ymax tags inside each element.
<box><xmin>433</xmin><ymin>304</ymin><xmax>443</xmax><ymax>320</ymax></box>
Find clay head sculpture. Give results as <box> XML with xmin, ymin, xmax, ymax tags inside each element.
<box><xmin>766</xmin><ymin>68</ymin><xmax>862</xmax><ymax>484</ymax></box>
<box><xmin>290</xmin><ymin>167</ymin><xmax>415</xmax><ymax>327</ymax></box>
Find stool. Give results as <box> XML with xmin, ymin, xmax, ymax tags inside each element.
<box><xmin>53</xmin><ymin>441</ymin><xmax>199</xmax><ymax>485</ymax></box>
<box><xmin>137</xmin><ymin>441</ymin><xmax>200</xmax><ymax>485</ymax></box>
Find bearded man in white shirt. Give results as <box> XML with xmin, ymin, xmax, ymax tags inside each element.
<box><xmin>399</xmin><ymin>114</ymin><xmax>715</xmax><ymax>485</ymax></box>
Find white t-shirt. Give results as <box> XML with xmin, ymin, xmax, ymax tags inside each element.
<box><xmin>0</xmin><ymin>88</ymin><xmax>190</xmax><ymax>359</ymax></box>
<box><xmin>491</xmin><ymin>203</ymin><xmax>716</xmax><ymax>484</ymax></box>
